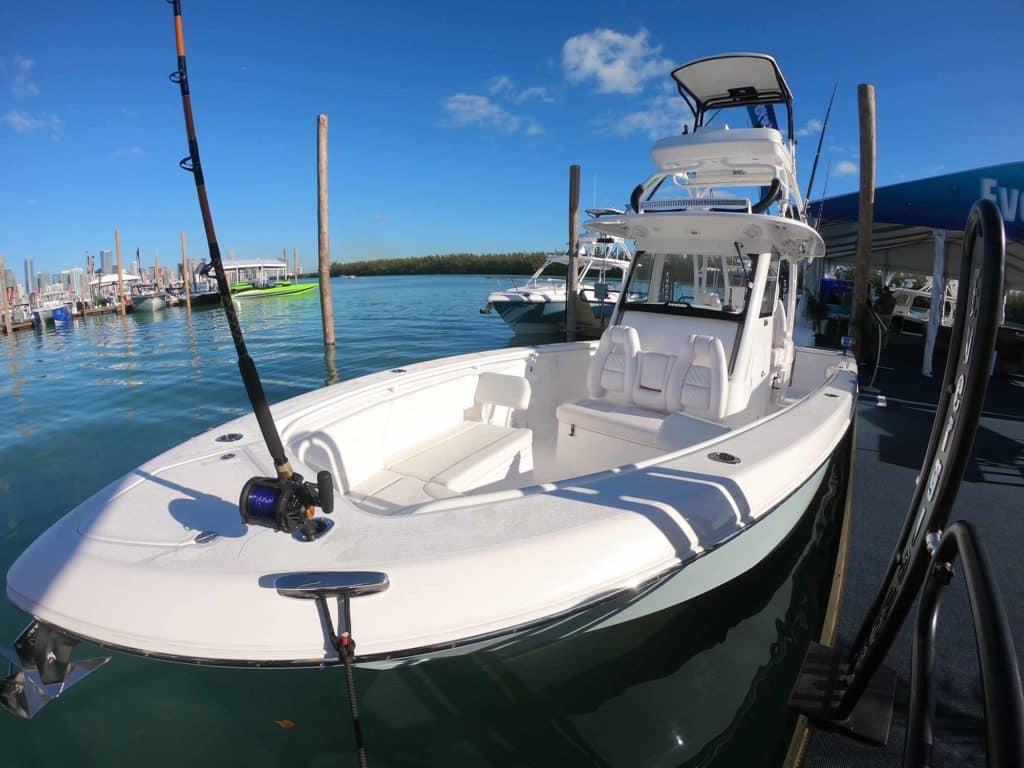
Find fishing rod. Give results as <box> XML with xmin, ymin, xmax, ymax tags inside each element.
<box><xmin>167</xmin><ymin>0</ymin><xmax>332</xmax><ymax>538</ymax></box>
<box><xmin>803</xmin><ymin>82</ymin><xmax>837</xmax><ymax>213</ymax></box>
<box><xmin>814</xmin><ymin>159</ymin><xmax>832</xmax><ymax>229</ymax></box>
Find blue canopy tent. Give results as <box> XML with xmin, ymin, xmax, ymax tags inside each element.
<box><xmin>808</xmin><ymin>162</ymin><xmax>1024</xmax><ymax>374</ymax></box>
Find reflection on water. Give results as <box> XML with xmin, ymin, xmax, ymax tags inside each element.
<box><xmin>0</xmin><ymin>276</ymin><xmax>847</xmax><ymax>766</ymax></box>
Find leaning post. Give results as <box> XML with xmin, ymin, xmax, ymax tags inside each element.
<box><xmin>317</xmin><ymin>113</ymin><xmax>336</xmax><ymax>346</ymax></box>
<box><xmin>115</xmin><ymin>228</ymin><xmax>126</xmax><ymax>315</ymax></box>
<box><xmin>566</xmin><ymin>164</ymin><xmax>581</xmax><ymax>342</ymax></box>
<box><xmin>852</xmin><ymin>84</ymin><xmax>876</xmax><ymax>356</ymax></box>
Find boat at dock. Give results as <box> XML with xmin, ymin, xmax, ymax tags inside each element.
<box><xmin>30</xmin><ymin>290</ymin><xmax>74</xmax><ymax>326</ymax></box>
<box><xmin>130</xmin><ymin>285</ymin><xmax>168</xmax><ymax>312</ymax></box>
<box><xmin>4</xmin><ymin>43</ymin><xmax>1019</xmax><ymax>767</ymax></box>
<box><xmin>483</xmin><ymin>229</ymin><xmax>632</xmax><ymax>336</ymax></box>
<box><xmin>4</xmin><ymin>55</ymin><xmax>851</xmax><ymax>761</ymax></box>
<box><xmin>230</xmin><ymin>279</ymin><xmax>316</xmax><ymax>299</ymax></box>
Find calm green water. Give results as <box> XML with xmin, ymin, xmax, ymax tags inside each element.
<box><xmin>0</xmin><ymin>276</ymin><xmax>844</xmax><ymax>766</ymax></box>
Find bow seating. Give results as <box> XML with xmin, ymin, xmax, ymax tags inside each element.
<box><xmin>348</xmin><ymin>371</ymin><xmax>534</xmax><ymax>513</ymax></box>
<box><xmin>555</xmin><ymin>326</ymin><xmax>731</xmax><ymax>473</ymax></box>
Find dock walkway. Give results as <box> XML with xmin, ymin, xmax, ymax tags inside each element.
<box><xmin>807</xmin><ymin>339</ymin><xmax>1023</xmax><ymax>767</ymax></box>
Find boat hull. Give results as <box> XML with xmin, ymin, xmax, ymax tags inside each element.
<box><xmin>345</xmin><ymin>428</ymin><xmax>851</xmax><ymax>766</ymax></box>
<box><xmin>132</xmin><ymin>296</ymin><xmax>166</xmax><ymax>312</ymax></box>
<box><xmin>80</xmin><ymin>426</ymin><xmax>845</xmax><ymax>767</ymax></box>
<box><xmin>490</xmin><ymin>297</ymin><xmax>616</xmax><ymax>335</ymax></box>
<box><xmin>231</xmin><ymin>282</ymin><xmax>317</xmax><ymax>299</ymax></box>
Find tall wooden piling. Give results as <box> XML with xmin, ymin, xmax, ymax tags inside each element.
<box><xmin>86</xmin><ymin>254</ymin><xmax>94</xmax><ymax>308</ymax></box>
<box><xmin>852</xmin><ymin>84</ymin><xmax>876</xmax><ymax>355</ymax></box>
<box><xmin>181</xmin><ymin>231</ymin><xmax>191</xmax><ymax>314</ymax></box>
<box><xmin>566</xmin><ymin>164</ymin><xmax>581</xmax><ymax>342</ymax></box>
<box><xmin>293</xmin><ymin>248</ymin><xmax>299</xmax><ymax>281</ymax></box>
<box><xmin>115</xmin><ymin>228</ymin><xmax>126</xmax><ymax>315</ymax></box>
<box><xmin>317</xmin><ymin>113</ymin><xmax>335</xmax><ymax>347</ymax></box>
<box><xmin>0</xmin><ymin>254</ymin><xmax>12</xmax><ymax>337</ymax></box>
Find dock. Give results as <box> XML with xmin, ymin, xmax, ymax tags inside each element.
<box><xmin>807</xmin><ymin>336</ymin><xmax>1023</xmax><ymax>767</ymax></box>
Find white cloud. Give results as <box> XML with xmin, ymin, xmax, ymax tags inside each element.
<box><xmin>2</xmin><ymin>109</ymin><xmax>62</xmax><ymax>138</ymax></box>
<box><xmin>562</xmin><ymin>28</ymin><xmax>671</xmax><ymax>94</ymax></box>
<box><xmin>796</xmin><ymin>118</ymin><xmax>823</xmax><ymax>137</ymax></box>
<box><xmin>598</xmin><ymin>92</ymin><xmax>690</xmax><ymax>140</ymax></box>
<box><xmin>488</xmin><ymin>75</ymin><xmax>556</xmax><ymax>104</ymax></box>
<box><xmin>11</xmin><ymin>54</ymin><xmax>39</xmax><ymax>98</ymax></box>
<box><xmin>112</xmin><ymin>146</ymin><xmax>144</xmax><ymax>158</ymax></box>
<box><xmin>833</xmin><ymin>160</ymin><xmax>858</xmax><ymax>176</ymax></box>
<box><xmin>443</xmin><ymin>93</ymin><xmax>541</xmax><ymax>134</ymax></box>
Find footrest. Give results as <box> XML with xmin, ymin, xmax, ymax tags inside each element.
<box><xmin>787</xmin><ymin>641</ymin><xmax>897</xmax><ymax>746</ymax></box>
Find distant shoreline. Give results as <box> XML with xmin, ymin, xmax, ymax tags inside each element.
<box><xmin>321</xmin><ymin>252</ymin><xmax>567</xmax><ymax>278</ymax></box>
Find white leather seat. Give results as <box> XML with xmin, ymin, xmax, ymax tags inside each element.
<box><xmin>667</xmin><ymin>334</ymin><xmax>729</xmax><ymax>421</ymax></box>
<box><xmin>586</xmin><ymin>325</ymin><xmax>640</xmax><ymax>405</ymax></box>
<box><xmin>349</xmin><ymin>372</ymin><xmax>534</xmax><ymax>513</ymax></box>
<box><xmin>556</xmin><ymin>329</ymin><xmax>730</xmax><ymax>459</ymax></box>
<box><xmin>631</xmin><ymin>350</ymin><xmax>675</xmax><ymax>412</ymax></box>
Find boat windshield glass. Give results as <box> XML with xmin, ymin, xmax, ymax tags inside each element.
<box><xmin>624</xmin><ymin>250</ymin><xmax>753</xmax><ymax>318</ymax></box>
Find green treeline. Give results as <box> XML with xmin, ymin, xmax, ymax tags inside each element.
<box><xmin>328</xmin><ymin>252</ymin><xmax>566</xmax><ymax>277</ymax></box>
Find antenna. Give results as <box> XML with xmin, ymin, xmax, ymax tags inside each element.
<box><xmin>804</xmin><ymin>83</ymin><xmax>838</xmax><ymax>210</ymax></box>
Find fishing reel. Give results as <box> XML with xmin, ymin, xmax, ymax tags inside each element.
<box><xmin>239</xmin><ymin>470</ymin><xmax>335</xmax><ymax>541</ymax></box>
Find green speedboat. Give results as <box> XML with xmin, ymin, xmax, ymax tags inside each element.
<box><xmin>230</xmin><ymin>280</ymin><xmax>317</xmax><ymax>299</ymax></box>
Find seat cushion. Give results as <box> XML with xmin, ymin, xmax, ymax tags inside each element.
<box><xmin>556</xmin><ymin>398</ymin><xmax>667</xmax><ymax>446</ymax></box>
<box><xmin>475</xmin><ymin>371</ymin><xmax>531</xmax><ymax>410</ymax></box>
<box><xmin>586</xmin><ymin>325</ymin><xmax>640</xmax><ymax>404</ymax></box>
<box><xmin>348</xmin><ymin>470</ymin><xmax>456</xmax><ymax>515</ymax></box>
<box><xmin>631</xmin><ymin>351</ymin><xmax>675</xmax><ymax>412</ymax></box>
<box><xmin>350</xmin><ymin>421</ymin><xmax>534</xmax><ymax>512</ymax></box>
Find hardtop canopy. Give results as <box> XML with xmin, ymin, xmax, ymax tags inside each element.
<box><xmin>671</xmin><ymin>53</ymin><xmax>794</xmax><ymax>139</ymax></box>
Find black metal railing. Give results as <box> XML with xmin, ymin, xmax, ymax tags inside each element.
<box><xmin>904</xmin><ymin>521</ymin><xmax>1024</xmax><ymax>768</ymax></box>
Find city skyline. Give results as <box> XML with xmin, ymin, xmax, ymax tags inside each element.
<box><xmin>4</xmin><ymin>2</ymin><xmax>1022</xmax><ymax>276</ymax></box>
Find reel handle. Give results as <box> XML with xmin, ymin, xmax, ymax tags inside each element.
<box><xmin>317</xmin><ymin>470</ymin><xmax>334</xmax><ymax>515</ymax></box>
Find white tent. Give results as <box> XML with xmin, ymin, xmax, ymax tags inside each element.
<box><xmin>90</xmin><ymin>273</ymin><xmax>142</xmax><ymax>287</ymax></box>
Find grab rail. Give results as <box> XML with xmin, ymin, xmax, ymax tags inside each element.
<box><xmin>904</xmin><ymin>522</ymin><xmax>1023</xmax><ymax>768</ymax></box>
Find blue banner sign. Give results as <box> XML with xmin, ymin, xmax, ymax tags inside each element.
<box><xmin>810</xmin><ymin>162</ymin><xmax>1024</xmax><ymax>238</ymax></box>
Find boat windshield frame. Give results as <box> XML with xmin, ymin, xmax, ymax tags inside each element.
<box><xmin>620</xmin><ymin>248</ymin><xmax>780</xmax><ymax>323</ymax></box>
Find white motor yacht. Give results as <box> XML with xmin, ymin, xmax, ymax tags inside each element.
<box><xmin>483</xmin><ymin>230</ymin><xmax>632</xmax><ymax>336</ymax></box>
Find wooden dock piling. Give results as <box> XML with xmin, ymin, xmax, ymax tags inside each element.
<box><xmin>293</xmin><ymin>248</ymin><xmax>299</xmax><ymax>281</ymax></box>
<box><xmin>852</xmin><ymin>84</ymin><xmax>876</xmax><ymax>355</ymax></box>
<box><xmin>0</xmin><ymin>254</ymin><xmax>12</xmax><ymax>337</ymax></box>
<box><xmin>115</xmin><ymin>228</ymin><xmax>126</xmax><ymax>315</ymax></box>
<box><xmin>566</xmin><ymin>164</ymin><xmax>581</xmax><ymax>342</ymax></box>
<box><xmin>317</xmin><ymin>113</ymin><xmax>336</xmax><ymax>347</ymax></box>
<box><xmin>181</xmin><ymin>231</ymin><xmax>191</xmax><ymax>315</ymax></box>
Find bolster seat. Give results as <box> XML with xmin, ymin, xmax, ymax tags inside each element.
<box><xmin>556</xmin><ymin>330</ymin><xmax>730</xmax><ymax>457</ymax></box>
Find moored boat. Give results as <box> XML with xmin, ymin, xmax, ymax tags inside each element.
<box><xmin>230</xmin><ymin>279</ymin><xmax>317</xmax><ymax>299</ymax></box>
<box><xmin>484</xmin><ymin>229</ymin><xmax>632</xmax><ymax>336</ymax></box>
<box><xmin>3</xmin><ymin>54</ymin><xmax>865</xmax><ymax>764</ymax></box>
<box><xmin>130</xmin><ymin>285</ymin><xmax>168</xmax><ymax>312</ymax></box>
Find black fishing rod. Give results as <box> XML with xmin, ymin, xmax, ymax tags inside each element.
<box><xmin>803</xmin><ymin>82</ymin><xmax>837</xmax><ymax>212</ymax></box>
<box><xmin>167</xmin><ymin>0</ymin><xmax>332</xmax><ymax>537</ymax></box>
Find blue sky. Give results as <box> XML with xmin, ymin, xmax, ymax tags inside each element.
<box><xmin>2</xmin><ymin>0</ymin><xmax>1021</xmax><ymax>278</ymax></box>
